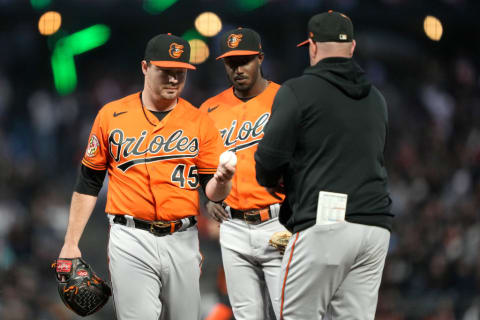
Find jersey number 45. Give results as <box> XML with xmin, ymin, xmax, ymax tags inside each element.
<box><xmin>171</xmin><ymin>164</ymin><xmax>198</xmax><ymax>189</ymax></box>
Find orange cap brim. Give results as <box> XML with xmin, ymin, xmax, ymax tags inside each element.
<box><xmin>216</xmin><ymin>50</ymin><xmax>261</xmax><ymax>60</ymax></box>
<box><xmin>151</xmin><ymin>61</ymin><xmax>196</xmax><ymax>70</ymax></box>
<box><xmin>296</xmin><ymin>39</ymin><xmax>309</xmax><ymax>47</ymax></box>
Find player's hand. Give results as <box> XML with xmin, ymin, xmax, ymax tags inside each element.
<box><xmin>214</xmin><ymin>162</ymin><xmax>235</xmax><ymax>184</ymax></box>
<box><xmin>59</xmin><ymin>243</ymin><xmax>82</xmax><ymax>259</ymax></box>
<box><xmin>58</xmin><ymin>244</ymin><xmax>82</xmax><ymax>282</ymax></box>
<box><xmin>205</xmin><ymin>201</ymin><xmax>229</xmax><ymax>223</ymax></box>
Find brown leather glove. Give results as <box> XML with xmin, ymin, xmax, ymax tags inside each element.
<box><xmin>269</xmin><ymin>231</ymin><xmax>292</xmax><ymax>255</ymax></box>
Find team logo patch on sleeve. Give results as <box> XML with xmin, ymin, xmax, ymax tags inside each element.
<box><xmin>227</xmin><ymin>34</ymin><xmax>243</xmax><ymax>48</ymax></box>
<box><xmin>169</xmin><ymin>43</ymin><xmax>184</xmax><ymax>59</ymax></box>
<box><xmin>86</xmin><ymin>135</ymin><xmax>100</xmax><ymax>158</ymax></box>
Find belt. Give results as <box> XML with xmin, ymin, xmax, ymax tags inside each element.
<box><xmin>112</xmin><ymin>215</ymin><xmax>196</xmax><ymax>237</ymax></box>
<box><xmin>230</xmin><ymin>207</ymin><xmax>273</xmax><ymax>224</ymax></box>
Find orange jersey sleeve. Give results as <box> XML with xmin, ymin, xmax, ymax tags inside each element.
<box><xmin>196</xmin><ymin>114</ymin><xmax>222</xmax><ymax>175</ymax></box>
<box><xmin>80</xmin><ymin>92</ymin><xmax>221</xmax><ymax>221</ymax></box>
<box><xmin>200</xmin><ymin>82</ymin><xmax>285</xmax><ymax>210</ymax></box>
<box><xmin>82</xmin><ymin>110</ymin><xmax>109</xmax><ymax>171</ymax></box>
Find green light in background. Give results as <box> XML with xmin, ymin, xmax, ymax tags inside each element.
<box><xmin>181</xmin><ymin>29</ymin><xmax>204</xmax><ymax>41</ymax></box>
<box><xmin>30</xmin><ymin>0</ymin><xmax>51</xmax><ymax>10</ymax></box>
<box><xmin>64</xmin><ymin>24</ymin><xmax>110</xmax><ymax>55</ymax></box>
<box><xmin>143</xmin><ymin>0</ymin><xmax>178</xmax><ymax>14</ymax></box>
<box><xmin>51</xmin><ymin>24</ymin><xmax>111</xmax><ymax>95</ymax></box>
<box><xmin>51</xmin><ymin>45</ymin><xmax>76</xmax><ymax>96</ymax></box>
<box><xmin>235</xmin><ymin>0</ymin><xmax>268</xmax><ymax>11</ymax></box>
<box><xmin>47</xmin><ymin>29</ymin><xmax>68</xmax><ymax>51</ymax></box>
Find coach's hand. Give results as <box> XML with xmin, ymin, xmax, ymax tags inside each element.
<box><xmin>266</xmin><ymin>176</ymin><xmax>284</xmax><ymax>201</ymax></box>
<box><xmin>205</xmin><ymin>201</ymin><xmax>229</xmax><ymax>223</ymax></box>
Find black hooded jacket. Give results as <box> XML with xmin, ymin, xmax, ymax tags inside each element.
<box><xmin>255</xmin><ymin>57</ymin><xmax>393</xmax><ymax>233</ymax></box>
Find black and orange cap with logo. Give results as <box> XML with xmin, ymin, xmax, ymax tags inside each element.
<box><xmin>144</xmin><ymin>33</ymin><xmax>196</xmax><ymax>70</ymax></box>
<box><xmin>297</xmin><ymin>10</ymin><xmax>354</xmax><ymax>47</ymax></box>
<box><xmin>216</xmin><ymin>27</ymin><xmax>263</xmax><ymax>60</ymax></box>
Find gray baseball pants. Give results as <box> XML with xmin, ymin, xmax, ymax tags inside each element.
<box><xmin>280</xmin><ymin>222</ymin><xmax>390</xmax><ymax>320</ymax></box>
<box><xmin>220</xmin><ymin>216</ymin><xmax>286</xmax><ymax>320</ymax></box>
<box><xmin>108</xmin><ymin>217</ymin><xmax>202</xmax><ymax>320</ymax></box>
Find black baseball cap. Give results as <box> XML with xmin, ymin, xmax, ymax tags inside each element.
<box><xmin>144</xmin><ymin>33</ymin><xmax>196</xmax><ymax>70</ymax></box>
<box><xmin>216</xmin><ymin>27</ymin><xmax>262</xmax><ymax>60</ymax></box>
<box><xmin>297</xmin><ymin>10</ymin><xmax>354</xmax><ymax>47</ymax></box>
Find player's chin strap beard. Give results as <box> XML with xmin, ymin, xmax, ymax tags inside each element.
<box><xmin>140</xmin><ymin>91</ymin><xmax>157</xmax><ymax>127</ymax></box>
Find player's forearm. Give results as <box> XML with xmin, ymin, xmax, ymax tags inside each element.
<box><xmin>63</xmin><ymin>192</ymin><xmax>98</xmax><ymax>246</ymax></box>
<box><xmin>205</xmin><ymin>177</ymin><xmax>232</xmax><ymax>202</ymax></box>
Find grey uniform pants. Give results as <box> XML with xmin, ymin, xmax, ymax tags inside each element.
<box><xmin>108</xmin><ymin>220</ymin><xmax>202</xmax><ymax>320</ymax></box>
<box><xmin>280</xmin><ymin>222</ymin><xmax>390</xmax><ymax>320</ymax></box>
<box><xmin>220</xmin><ymin>217</ymin><xmax>286</xmax><ymax>320</ymax></box>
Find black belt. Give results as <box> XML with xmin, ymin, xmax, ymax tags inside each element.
<box><xmin>230</xmin><ymin>207</ymin><xmax>272</xmax><ymax>224</ymax></box>
<box><xmin>112</xmin><ymin>215</ymin><xmax>196</xmax><ymax>237</ymax></box>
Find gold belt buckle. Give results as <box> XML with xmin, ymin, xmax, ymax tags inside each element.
<box><xmin>243</xmin><ymin>210</ymin><xmax>260</xmax><ymax>224</ymax></box>
<box><xmin>150</xmin><ymin>220</ymin><xmax>172</xmax><ymax>235</ymax></box>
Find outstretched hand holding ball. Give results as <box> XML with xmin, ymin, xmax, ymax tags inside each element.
<box><xmin>215</xmin><ymin>151</ymin><xmax>237</xmax><ymax>183</ymax></box>
<box><xmin>219</xmin><ymin>150</ymin><xmax>237</xmax><ymax>167</ymax></box>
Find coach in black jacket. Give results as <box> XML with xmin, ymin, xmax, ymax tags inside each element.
<box><xmin>255</xmin><ymin>11</ymin><xmax>393</xmax><ymax>320</ymax></box>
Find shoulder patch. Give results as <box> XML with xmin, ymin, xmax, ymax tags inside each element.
<box><xmin>86</xmin><ymin>135</ymin><xmax>100</xmax><ymax>158</ymax></box>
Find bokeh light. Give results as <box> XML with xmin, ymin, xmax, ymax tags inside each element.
<box><xmin>51</xmin><ymin>25</ymin><xmax>111</xmax><ymax>95</ymax></box>
<box><xmin>30</xmin><ymin>0</ymin><xmax>51</xmax><ymax>10</ymax></box>
<box><xmin>182</xmin><ymin>29</ymin><xmax>204</xmax><ymax>42</ymax></box>
<box><xmin>143</xmin><ymin>0</ymin><xmax>178</xmax><ymax>14</ymax></box>
<box><xmin>424</xmin><ymin>15</ymin><xmax>443</xmax><ymax>41</ymax></box>
<box><xmin>38</xmin><ymin>11</ymin><xmax>62</xmax><ymax>36</ymax></box>
<box><xmin>194</xmin><ymin>12</ymin><xmax>222</xmax><ymax>37</ymax></box>
<box><xmin>235</xmin><ymin>0</ymin><xmax>267</xmax><ymax>11</ymax></box>
<box><xmin>189</xmin><ymin>39</ymin><xmax>209</xmax><ymax>64</ymax></box>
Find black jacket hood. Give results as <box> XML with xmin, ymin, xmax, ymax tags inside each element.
<box><xmin>303</xmin><ymin>57</ymin><xmax>371</xmax><ymax>99</ymax></box>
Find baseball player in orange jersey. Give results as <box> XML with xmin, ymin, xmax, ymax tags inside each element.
<box><xmin>200</xmin><ymin>28</ymin><xmax>287</xmax><ymax>320</ymax></box>
<box><xmin>57</xmin><ymin>34</ymin><xmax>235</xmax><ymax>320</ymax></box>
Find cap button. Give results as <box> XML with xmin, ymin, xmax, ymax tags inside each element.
<box><xmin>328</xmin><ymin>10</ymin><xmax>333</xmax><ymax>13</ymax></box>
<box><xmin>167</xmin><ymin>32</ymin><xmax>172</xmax><ymax>35</ymax></box>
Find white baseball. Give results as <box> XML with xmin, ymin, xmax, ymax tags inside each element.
<box><xmin>219</xmin><ymin>151</ymin><xmax>237</xmax><ymax>167</ymax></box>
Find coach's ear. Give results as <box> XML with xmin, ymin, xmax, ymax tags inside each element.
<box><xmin>141</xmin><ymin>60</ymin><xmax>149</xmax><ymax>75</ymax></box>
<box><xmin>350</xmin><ymin>40</ymin><xmax>356</xmax><ymax>57</ymax></box>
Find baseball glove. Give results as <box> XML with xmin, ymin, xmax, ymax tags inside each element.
<box><xmin>52</xmin><ymin>258</ymin><xmax>112</xmax><ymax>317</ymax></box>
<box><xmin>269</xmin><ymin>231</ymin><xmax>292</xmax><ymax>254</ymax></box>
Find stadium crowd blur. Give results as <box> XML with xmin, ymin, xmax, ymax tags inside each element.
<box><xmin>1</xmin><ymin>0</ymin><xmax>479</xmax><ymax>319</ymax></box>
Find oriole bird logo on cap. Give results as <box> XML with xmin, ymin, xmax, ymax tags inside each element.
<box><xmin>169</xmin><ymin>43</ymin><xmax>184</xmax><ymax>59</ymax></box>
<box><xmin>227</xmin><ymin>34</ymin><xmax>243</xmax><ymax>48</ymax></box>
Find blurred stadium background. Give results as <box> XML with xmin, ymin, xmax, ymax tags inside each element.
<box><xmin>1</xmin><ymin>0</ymin><xmax>479</xmax><ymax>319</ymax></box>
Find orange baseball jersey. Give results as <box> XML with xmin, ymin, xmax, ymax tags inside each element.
<box><xmin>82</xmin><ymin>92</ymin><xmax>222</xmax><ymax>221</ymax></box>
<box><xmin>200</xmin><ymin>82</ymin><xmax>285</xmax><ymax>210</ymax></box>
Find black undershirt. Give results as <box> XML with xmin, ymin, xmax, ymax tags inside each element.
<box><xmin>234</xmin><ymin>92</ymin><xmax>253</xmax><ymax>102</ymax></box>
<box><xmin>150</xmin><ymin>109</ymin><xmax>171</xmax><ymax>121</ymax></box>
<box><xmin>74</xmin><ymin>109</ymin><xmax>214</xmax><ymax>196</ymax></box>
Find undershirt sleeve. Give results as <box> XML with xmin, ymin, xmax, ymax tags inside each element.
<box><xmin>74</xmin><ymin>164</ymin><xmax>107</xmax><ymax>196</ymax></box>
<box><xmin>199</xmin><ymin>174</ymin><xmax>213</xmax><ymax>192</ymax></box>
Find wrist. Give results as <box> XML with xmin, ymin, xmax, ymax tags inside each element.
<box><xmin>63</xmin><ymin>238</ymin><xmax>79</xmax><ymax>247</ymax></box>
<box><xmin>214</xmin><ymin>175</ymin><xmax>228</xmax><ymax>184</ymax></box>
